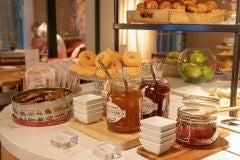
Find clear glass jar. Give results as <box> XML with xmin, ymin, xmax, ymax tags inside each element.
<box><xmin>107</xmin><ymin>80</ymin><xmax>142</xmax><ymax>133</ymax></box>
<box><xmin>176</xmin><ymin>106</ymin><xmax>218</xmax><ymax>146</ymax></box>
<box><xmin>25</xmin><ymin>63</ymin><xmax>55</xmax><ymax>90</ymax></box>
<box><xmin>140</xmin><ymin>61</ymin><xmax>170</xmax><ymax>119</ymax></box>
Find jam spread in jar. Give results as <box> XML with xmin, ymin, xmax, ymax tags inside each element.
<box><xmin>107</xmin><ymin>80</ymin><xmax>142</xmax><ymax>133</ymax></box>
<box><xmin>176</xmin><ymin>106</ymin><xmax>218</xmax><ymax>146</ymax></box>
<box><xmin>140</xmin><ymin>78</ymin><xmax>170</xmax><ymax>119</ymax></box>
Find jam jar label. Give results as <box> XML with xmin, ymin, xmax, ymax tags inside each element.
<box><xmin>107</xmin><ymin>102</ymin><xmax>126</xmax><ymax>123</ymax></box>
<box><xmin>142</xmin><ymin>97</ymin><xmax>158</xmax><ymax>115</ymax></box>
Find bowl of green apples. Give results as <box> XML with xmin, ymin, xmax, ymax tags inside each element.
<box><xmin>178</xmin><ymin>48</ymin><xmax>216</xmax><ymax>83</ymax></box>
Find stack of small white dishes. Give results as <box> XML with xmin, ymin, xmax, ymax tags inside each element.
<box><xmin>73</xmin><ymin>94</ymin><xmax>104</xmax><ymax>124</ymax></box>
<box><xmin>139</xmin><ymin>116</ymin><xmax>177</xmax><ymax>155</ymax></box>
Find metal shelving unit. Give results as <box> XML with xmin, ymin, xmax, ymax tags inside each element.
<box><xmin>113</xmin><ymin>0</ymin><xmax>240</xmax><ymax>117</ymax></box>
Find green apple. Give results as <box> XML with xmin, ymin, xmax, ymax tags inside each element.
<box><xmin>189</xmin><ymin>51</ymin><xmax>206</xmax><ymax>64</ymax></box>
<box><xmin>165</xmin><ymin>58</ymin><xmax>178</xmax><ymax>65</ymax></box>
<box><xmin>166</xmin><ymin>51</ymin><xmax>181</xmax><ymax>59</ymax></box>
<box><xmin>182</xmin><ymin>63</ymin><xmax>202</xmax><ymax>78</ymax></box>
<box><xmin>201</xmin><ymin>65</ymin><xmax>214</xmax><ymax>79</ymax></box>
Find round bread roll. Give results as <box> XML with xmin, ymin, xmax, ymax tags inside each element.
<box><xmin>186</xmin><ymin>4</ymin><xmax>197</xmax><ymax>12</ymax></box>
<box><xmin>159</xmin><ymin>1</ymin><xmax>172</xmax><ymax>9</ymax></box>
<box><xmin>95</xmin><ymin>51</ymin><xmax>112</xmax><ymax>69</ymax></box>
<box><xmin>122</xmin><ymin>51</ymin><xmax>141</xmax><ymax>67</ymax></box>
<box><xmin>146</xmin><ymin>1</ymin><xmax>159</xmax><ymax>9</ymax></box>
<box><xmin>137</xmin><ymin>3</ymin><xmax>145</xmax><ymax>10</ymax></box>
<box><xmin>70</xmin><ymin>64</ymin><xmax>96</xmax><ymax>77</ymax></box>
<box><xmin>109</xmin><ymin>58</ymin><xmax>122</xmax><ymax>71</ymax></box>
<box><xmin>182</xmin><ymin>0</ymin><xmax>197</xmax><ymax>6</ymax></box>
<box><xmin>96</xmin><ymin>68</ymin><xmax>117</xmax><ymax>78</ymax></box>
<box><xmin>206</xmin><ymin>1</ymin><xmax>217</xmax><ymax>12</ymax></box>
<box><xmin>126</xmin><ymin>67</ymin><xmax>141</xmax><ymax>77</ymax></box>
<box><xmin>106</xmin><ymin>48</ymin><xmax>122</xmax><ymax>62</ymax></box>
<box><xmin>78</xmin><ymin>50</ymin><xmax>96</xmax><ymax>66</ymax></box>
<box><xmin>172</xmin><ymin>1</ymin><xmax>185</xmax><ymax>9</ymax></box>
<box><xmin>196</xmin><ymin>3</ymin><xmax>208</xmax><ymax>13</ymax></box>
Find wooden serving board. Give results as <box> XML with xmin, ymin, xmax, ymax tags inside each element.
<box><xmin>69</xmin><ymin>117</ymin><xmax>140</xmax><ymax>150</ymax></box>
<box><xmin>137</xmin><ymin>129</ymin><xmax>229</xmax><ymax>160</ymax></box>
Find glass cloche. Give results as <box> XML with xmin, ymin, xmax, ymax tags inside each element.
<box><xmin>178</xmin><ymin>48</ymin><xmax>216</xmax><ymax>83</ymax></box>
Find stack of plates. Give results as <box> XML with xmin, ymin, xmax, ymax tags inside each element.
<box><xmin>73</xmin><ymin>94</ymin><xmax>104</xmax><ymax>124</ymax></box>
<box><xmin>139</xmin><ymin>116</ymin><xmax>177</xmax><ymax>155</ymax></box>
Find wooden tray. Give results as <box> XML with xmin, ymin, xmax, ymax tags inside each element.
<box><xmin>137</xmin><ymin>129</ymin><xmax>229</xmax><ymax>160</ymax></box>
<box><xmin>69</xmin><ymin>117</ymin><xmax>140</xmax><ymax>150</ymax></box>
<box><xmin>127</xmin><ymin>9</ymin><xmax>225</xmax><ymax>24</ymax></box>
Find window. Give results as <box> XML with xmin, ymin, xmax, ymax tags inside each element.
<box><xmin>0</xmin><ymin>0</ymin><xmax>23</xmax><ymax>50</ymax></box>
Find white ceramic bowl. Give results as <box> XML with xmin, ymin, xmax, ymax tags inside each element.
<box><xmin>74</xmin><ymin>111</ymin><xmax>103</xmax><ymax>124</ymax></box>
<box><xmin>140</xmin><ymin>126</ymin><xmax>176</xmax><ymax>139</ymax></box>
<box><xmin>73</xmin><ymin>106</ymin><xmax>103</xmax><ymax>115</ymax></box>
<box><xmin>73</xmin><ymin>102</ymin><xmax>104</xmax><ymax>110</ymax></box>
<box><xmin>163</xmin><ymin>64</ymin><xmax>180</xmax><ymax>77</ymax></box>
<box><xmin>139</xmin><ymin>137</ymin><xmax>175</xmax><ymax>155</ymax></box>
<box><xmin>140</xmin><ymin>132</ymin><xmax>176</xmax><ymax>144</ymax></box>
<box><xmin>73</xmin><ymin>94</ymin><xmax>104</xmax><ymax>105</ymax></box>
<box><xmin>140</xmin><ymin>116</ymin><xmax>177</xmax><ymax>132</ymax></box>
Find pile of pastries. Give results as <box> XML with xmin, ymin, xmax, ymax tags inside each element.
<box><xmin>137</xmin><ymin>0</ymin><xmax>218</xmax><ymax>13</ymax></box>
<box><xmin>69</xmin><ymin>48</ymin><xmax>142</xmax><ymax>79</ymax></box>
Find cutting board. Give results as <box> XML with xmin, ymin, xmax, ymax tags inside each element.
<box><xmin>137</xmin><ymin>129</ymin><xmax>229</xmax><ymax>160</ymax></box>
<box><xmin>69</xmin><ymin>117</ymin><xmax>140</xmax><ymax>150</ymax></box>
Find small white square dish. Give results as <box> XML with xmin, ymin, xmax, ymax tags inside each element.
<box><xmin>140</xmin><ymin>126</ymin><xmax>176</xmax><ymax>139</ymax></box>
<box><xmin>73</xmin><ymin>106</ymin><xmax>103</xmax><ymax>115</ymax></box>
<box><xmin>74</xmin><ymin>111</ymin><xmax>103</xmax><ymax>124</ymax></box>
<box><xmin>73</xmin><ymin>102</ymin><xmax>104</xmax><ymax>110</ymax></box>
<box><xmin>73</xmin><ymin>94</ymin><xmax>104</xmax><ymax>105</ymax></box>
<box><xmin>140</xmin><ymin>116</ymin><xmax>177</xmax><ymax>132</ymax></box>
<box><xmin>139</xmin><ymin>137</ymin><xmax>175</xmax><ymax>155</ymax></box>
<box><xmin>140</xmin><ymin>132</ymin><xmax>176</xmax><ymax>144</ymax></box>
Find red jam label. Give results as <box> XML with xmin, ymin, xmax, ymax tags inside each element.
<box><xmin>107</xmin><ymin>102</ymin><xmax>126</xmax><ymax>123</ymax></box>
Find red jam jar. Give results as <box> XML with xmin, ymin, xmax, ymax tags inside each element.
<box><xmin>140</xmin><ymin>78</ymin><xmax>170</xmax><ymax>119</ymax></box>
<box><xmin>176</xmin><ymin>106</ymin><xmax>218</xmax><ymax>146</ymax></box>
<box><xmin>140</xmin><ymin>61</ymin><xmax>170</xmax><ymax>119</ymax></box>
<box><xmin>107</xmin><ymin>80</ymin><xmax>142</xmax><ymax>133</ymax></box>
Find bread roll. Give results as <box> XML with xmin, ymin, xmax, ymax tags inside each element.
<box><xmin>196</xmin><ymin>3</ymin><xmax>208</xmax><ymax>13</ymax></box>
<box><xmin>206</xmin><ymin>1</ymin><xmax>218</xmax><ymax>12</ymax></box>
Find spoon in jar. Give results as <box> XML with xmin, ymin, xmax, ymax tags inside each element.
<box><xmin>121</xmin><ymin>62</ymin><xmax>128</xmax><ymax>90</ymax></box>
<box><xmin>150</xmin><ymin>62</ymin><xmax>157</xmax><ymax>83</ymax></box>
<box><xmin>98</xmin><ymin>59</ymin><xmax>112</xmax><ymax>80</ymax></box>
<box><xmin>197</xmin><ymin>106</ymin><xmax>240</xmax><ymax>115</ymax></box>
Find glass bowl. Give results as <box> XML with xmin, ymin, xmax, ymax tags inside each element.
<box><xmin>178</xmin><ymin>48</ymin><xmax>216</xmax><ymax>83</ymax></box>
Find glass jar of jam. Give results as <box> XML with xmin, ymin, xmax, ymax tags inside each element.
<box><xmin>140</xmin><ymin>61</ymin><xmax>170</xmax><ymax>119</ymax></box>
<box><xmin>107</xmin><ymin>80</ymin><xmax>142</xmax><ymax>133</ymax></box>
<box><xmin>176</xmin><ymin>106</ymin><xmax>218</xmax><ymax>146</ymax></box>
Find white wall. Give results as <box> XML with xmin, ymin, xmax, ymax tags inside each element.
<box><xmin>85</xmin><ymin>0</ymin><xmax>114</xmax><ymax>52</ymax></box>
<box><xmin>86</xmin><ymin>0</ymin><xmax>96</xmax><ymax>52</ymax></box>
<box><xmin>100</xmin><ymin>0</ymin><xmax>114</xmax><ymax>51</ymax></box>
<box><xmin>22</xmin><ymin>0</ymin><xmax>34</xmax><ymax>49</ymax></box>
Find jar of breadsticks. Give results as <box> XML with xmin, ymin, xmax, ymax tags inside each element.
<box><xmin>107</xmin><ymin>79</ymin><xmax>142</xmax><ymax>133</ymax></box>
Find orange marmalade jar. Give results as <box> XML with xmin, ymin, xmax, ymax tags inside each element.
<box><xmin>107</xmin><ymin>80</ymin><xmax>142</xmax><ymax>133</ymax></box>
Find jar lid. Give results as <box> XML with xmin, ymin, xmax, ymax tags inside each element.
<box><xmin>178</xmin><ymin>106</ymin><xmax>217</xmax><ymax>121</ymax></box>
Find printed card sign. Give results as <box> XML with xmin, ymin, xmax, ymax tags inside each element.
<box><xmin>25</xmin><ymin>49</ymin><xmax>39</xmax><ymax>69</ymax></box>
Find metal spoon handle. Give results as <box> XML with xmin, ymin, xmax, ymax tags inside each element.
<box><xmin>150</xmin><ymin>63</ymin><xmax>157</xmax><ymax>82</ymax></box>
<box><xmin>98</xmin><ymin>59</ymin><xmax>111</xmax><ymax>79</ymax></box>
